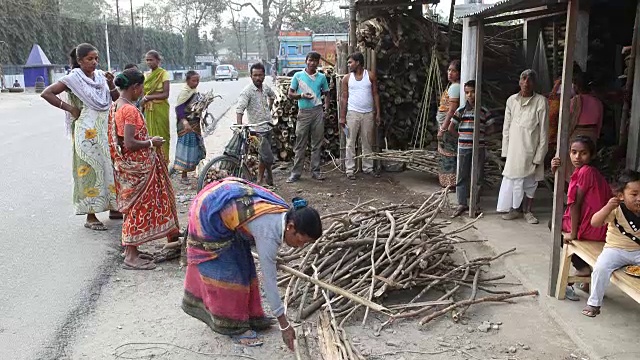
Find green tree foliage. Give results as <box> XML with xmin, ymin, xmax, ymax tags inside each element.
<box><xmin>288</xmin><ymin>13</ymin><xmax>348</xmax><ymax>33</ymax></box>
<box><xmin>59</xmin><ymin>0</ymin><xmax>109</xmax><ymax>20</ymax></box>
<box><xmin>0</xmin><ymin>0</ymin><xmax>184</xmax><ymax>67</ymax></box>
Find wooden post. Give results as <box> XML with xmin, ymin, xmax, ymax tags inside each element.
<box><xmin>460</xmin><ymin>4</ymin><xmax>479</xmax><ymax>106</ymax></box>
<box><xmin>337</xmin><ymin>42</ymin><xmax>349</xmax><ymax>171</ymax></box>
<box><xmin>627</xmin><ymin>2</ymin><xmax>640</xmax><ymax>171</ymax></box>
<box><xmin>447</xmin><ymin>0</ymin><xmax>457</xmax><ymax>54</ymax></box>
<box><xmin>349</xmin><ymin>0</ymin><xmax>357</xmax><ymax>54</ymax></box>
<box><xmin>469</xmin><ymin>22</ymin><xmax>484</xmax><ymax>218</ymax></box>
<box><xmin>550</xmin><ymin>0</ymin><xmax>579</xmax><ymax>297</ymax></box>
<box><xmin>620</xmin><ymin>1</ymin><xmax>640</xmax><ymax>147</ymax></box>
<box><xmin>552</xmin><ymin>21</ymin><xmax>559</xmax><ymax>78</ymax></box>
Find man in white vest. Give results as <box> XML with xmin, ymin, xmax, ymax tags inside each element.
<box><xmin>339</xmin><ymin>52</ymin><xmax>381</xmax><ymax>180</ymax></box>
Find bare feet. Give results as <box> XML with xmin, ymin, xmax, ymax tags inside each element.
<box><xmin>123</xmin><ymin>246</ymin><xmax>156</xmax><ymax>270</ymax></box>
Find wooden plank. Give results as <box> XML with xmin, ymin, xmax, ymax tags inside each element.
<box><xmin>469</xmin><ymin>21</ymin><xmax>484</xmax><ymax>218</ymax></box>
<box><xmin>549</xmin><ymin>0</ymin><xmax>579</xmax><ymax>297</ymax></box>
<box><xmin>626</xmin><ymin>1</ymin><xmax>640</xmax><ymax>168</ymax></box>
<box><xmin>558</xmin><ymin>240</ymin><xmax>640</xmax><ymax>301</ymax></box>
<box><xmin>474</xmin><ymin>5</ymin><xmax>566</xmax><ymax>26</ymax></box>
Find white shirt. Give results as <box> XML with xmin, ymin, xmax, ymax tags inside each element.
<box><xmin>347</xmin><ymin>70</ymin><xmax>374</xmax><ymax>113</ymax></box>
<box><xmin>502</xmin><ymin>93</ymin><xmax>549</xmax><ymax>180</ymax></box>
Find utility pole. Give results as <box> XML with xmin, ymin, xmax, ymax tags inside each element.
<box><xmin>116</xmin><ymin>0</ymin><xmax>120</xmax><ymax>26</ymax></box>
<box><xmin>244</xmin><ymin>25</ymin><xmax>248</xmax><ymax>61</ymax></box>
<box><xmin>104</xmin><ymin>16</ymin><xmax>111</xmax><ymax>71</ymax></box>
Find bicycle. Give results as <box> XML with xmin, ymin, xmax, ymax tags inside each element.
<box><xmin>197</xmin><ymin>120</ymin><xmax>274</xmax><ymax>191</ymax></box>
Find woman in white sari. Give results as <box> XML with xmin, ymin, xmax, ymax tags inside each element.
<box><xmin>41</xmin><ymin>43</ymin><xmax>121</xmax><ymax>230</ymax></box>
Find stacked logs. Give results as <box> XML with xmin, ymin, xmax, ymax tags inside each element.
<box><xmin>270</xmin><ymin>68</ymin><xmax>341</xmax><ymax>162</ymax></box>
<box><xmin>274</xmin><ymin>192</ymin><xmax>539</xmax><ymax>333</ymax></box>
<box><xmin>357</xmin><ymin>13</ymin><xmax>448</xmax><ymax>150</ymax></box>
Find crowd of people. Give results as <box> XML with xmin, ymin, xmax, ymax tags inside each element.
<box><xmin>436</xmin><ymin>62</ymin><xmax>640</xmax><ymax>319</ymax></box>
<box><xmin>40</xmin><ymin>41</ymin><xmax>640</xmax><ymax>349</ymax></box>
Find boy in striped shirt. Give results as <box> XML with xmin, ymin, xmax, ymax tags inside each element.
<box><xmin>448</xmin><ymin>80</ymin><xmax>497</xmax><ymax>217</ymax></box>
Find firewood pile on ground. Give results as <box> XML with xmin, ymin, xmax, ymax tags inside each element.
<box><xmin>273</xmin><ymin>192</ymin><xmax>538</xmax><ymax>359</ymax></box>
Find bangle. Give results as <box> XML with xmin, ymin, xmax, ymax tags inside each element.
<box><xmin>279</xmin><ymin>322</ymin><xmax>291</xmax><ymax>331</ymax></box>
<box><xmin>110</xmin><ymin>87</ymin><xmax>118</xmax><ymax>93</ymax></box>
<box><xmin>59</xmin><ymin>99</ymin><xmax>64</xmax><ymax>109</ymax></box>
<box><xmin>149</xmin><ymin>139</ymin><xmax>153</xmax><ymax>148</ymax></box>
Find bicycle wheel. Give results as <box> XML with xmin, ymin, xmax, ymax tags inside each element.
<box><xmin>197</xmin><ymin>155</ymin><xmax>253</xmax><ymax>191</ymax></box>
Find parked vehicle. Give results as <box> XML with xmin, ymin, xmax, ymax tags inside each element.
<box><xmin>276</xmin><ymin>31</ymin><xmax>348</xmax><ymax>76</ymax></box>
<box><xmin>215</xmin><ymin>64</ymin><xmax>239</xmax><ymax>81</ymax></box>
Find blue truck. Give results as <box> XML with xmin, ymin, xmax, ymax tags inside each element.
<box><xmin>276</xmin><ymin>31</ymin><xmax>348</xmax><ymax>76</ymax></box>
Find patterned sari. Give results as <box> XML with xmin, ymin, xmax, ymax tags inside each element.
<box><xmin>108</xmin><ymin>102</ymin><xmax>179</xmax><ymax>246</ymax></box>
<box><xmin>174</xmin><ymin>85</ymin><xmax>205</xmax><ymax>172</ymax></box>
<box><xmin>65</xmin><ymin>92</ymin><xmax>118</xmax><ymax>214</ymax></box>
<box><xmin>143</xmin><ymin>68</ymin><xmax>171</xmax><ymax>164</ymax></box>
<box><xmin>436</xmin><ymin>84</ymin><xmax>459</xmax><ymax>188</ymax></box>
<box><xmin>183</xmin><ymin>178</ymin><xmax>288</xmax><ymax>335</ymax></box>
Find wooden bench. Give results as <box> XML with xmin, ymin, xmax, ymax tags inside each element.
<box><xmin>556</xmin><ymin>240</ymin><xmax>640</xmax><ymax>303</ymax></box>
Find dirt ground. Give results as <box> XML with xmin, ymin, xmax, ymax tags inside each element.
<box><xmin>68</xmin><ymin>164</ymin><xmax>589</xmax><ymax>360</ymax></box>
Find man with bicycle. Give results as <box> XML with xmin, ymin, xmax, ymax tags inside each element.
<box><xmin>237</xmin><ymin>63</ymin><xmax>276</xmax><ymax>186</ymax></box>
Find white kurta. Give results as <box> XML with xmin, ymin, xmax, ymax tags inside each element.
<box><xmin>501</xmin><ymin>93</ymin><xmax>549</xmax><ymax>181</ymax></box>
<box><xmin>497</xmin><ymin>93</ymin><xmax>549</xmax><ymax>212</ymax></box>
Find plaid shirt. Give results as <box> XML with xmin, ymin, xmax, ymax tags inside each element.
<box><xmin>236</xmin><ymin>83</ymin><xmax>276</xmax><ymax>132</ymax></box>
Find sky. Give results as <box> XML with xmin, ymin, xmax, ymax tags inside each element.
<box><xmin>105</xmin><ymin>0</ymin><xmax>500</xmax><ymax>24</ymax></box>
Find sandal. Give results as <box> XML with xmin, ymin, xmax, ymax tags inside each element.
<box><xmin>84</xmin><ymin>221</ymin><xmax>107</xmax><ymax>231</ymax></box>
<box><xmin>451</xmin><ymin>205</ymin><xmax>469</xmax><ymax>218</ymax></box>
<box><xmin>581</xmin><ymin>305</ymin><xmax>601</xmax><ymax>317</ymax></box>
<box><xmin>230</xmin><ymin>330</ymin><xmax>264</xmax><ymax>347</ymax></box>
<box><xmin>347</xmin><ymin>174</ymin><xmax>356</xmax><ymax>180</ymax></box>
<box><xmin>122</xmin><ymin>261</ymin><xmax>157</xmax><ymax>270</ymax></box>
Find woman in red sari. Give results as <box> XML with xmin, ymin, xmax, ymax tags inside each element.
<box><xmin>108</xmin><ymin>68</ymin><xmax>180</xmax><ymax>270</ymax></box>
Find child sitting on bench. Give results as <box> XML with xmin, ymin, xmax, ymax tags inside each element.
<box><xmin>583</xmin><ymin>170</ymin><xmax>640</xmax><ymax>317</ymax></box>
<box><xmin>551</xmin><ymin>136</ymin><xmax>611</xmax><ymax>300</ymax></box>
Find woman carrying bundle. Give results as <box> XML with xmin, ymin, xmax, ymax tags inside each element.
<box><xmin>183</xmin><ymin>175</ymin><xmax>322</xmax><ymax>349</ymax></box>
<box><xmin>173</xmin><ymin>71</ymin><xmax>206</xmax><ymax>183</ymax></box>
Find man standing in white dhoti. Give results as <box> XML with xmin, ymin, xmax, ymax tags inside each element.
<box><xmin>497</xmin><ymin>69</ymin><xmax>549</xmax><ymax>224</ymax></box>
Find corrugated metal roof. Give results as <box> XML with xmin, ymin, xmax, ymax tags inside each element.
<box><xmin>354</xmin><ymin>0</ymin><xmax>440</xmax><ymax>7</ymax></box>
<box><xmin>460</xmin><ymin>0</ymin><xmax>563</xmax><ymax>19</ymax></box>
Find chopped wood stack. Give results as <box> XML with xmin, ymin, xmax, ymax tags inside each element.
<box><xmin>276</xmin><ymin>192</ymin><xmax>538</xmax><ymax>331</ymax></box>
<box><xmin>357</xmin><ymin>13</ymin><xmax>448</xmax><ymax>150</ymax></box>
<box><xmin>270</xmin><ymin>69</ymin><xmax>341</xmax><ymax>162</ymax></box>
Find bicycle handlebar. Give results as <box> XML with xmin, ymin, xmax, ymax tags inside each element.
<box><xmin>230</xmin><ymin>121</ymin><xmax>275</xmax><ymax>129</ymax></box>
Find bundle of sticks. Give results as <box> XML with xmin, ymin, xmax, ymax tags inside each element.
<box><xmin>274</xmin><ymin>191</ymin><xmax>538</xmax><ymax>335</ymax></box>
<box><xmin>187</xmin><ymin>90</ymin><xmax>221</xmax><ymax>129</ymax></box>
<box><xmin>270</xmin><ymin>69</ymin><xmax>341</xmax><ymax>162</ymax></box>
<box><xmin>356</xmin><ymin>149</ymin><xmax>504</xmax><ymax>186</ymax></box>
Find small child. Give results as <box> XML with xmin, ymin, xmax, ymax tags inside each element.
<box><xmin>582</xmin><ymin>170</ymin><xmax>640</xmax><ymax>317</ymax></box>
<box><xmin>449</xmin><ymin>80</ymin><xmax>496</xmax><ymax>217</ymax></box>
<box><xmin>550</xmin><ymin>136</ymin><xmax>611</xmax><ymax>300</ymax></box>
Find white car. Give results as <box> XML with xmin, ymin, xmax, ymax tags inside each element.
<box><xmin>215</xmin><ymin>65</ymin><xmax>239</xmax><ymax>81</ymax></box>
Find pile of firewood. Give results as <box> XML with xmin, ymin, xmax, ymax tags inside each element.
<box><xmin>270</xmin><ymin>69</ymin><xmax>341</xmax><ymax>162</ymax></box>
<box><xmin>357</xmin><ymin>13</ymin><xmax>448</xmax><ymax>150</ymax></box>
<box><xmin>272</xmin><ymin>192</ymin><xmax>538</xmax><ymax>349</ymax></box>
<box><xmin>357</xmin><ymin>149</ymin><xmax>504</xmax><ymax>187</ymax></box>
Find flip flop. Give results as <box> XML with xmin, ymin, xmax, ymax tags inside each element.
<box><xmin>230</xmin><ymin>330</ymin><xmax>263</xmax><ymax>347</ymax></box>
<box><xmin>581</xmin><ymin>305</ymin><xmax>601</xmax><ymax>317</ymax></box>
<box><xmin>84</xmin><ymin>222</ymin><xmax>107</xmax><ymax>231</ymax></box>
<box><xmin>122</xmin><ymin>261</ymin><xmax>156</xmax><ymax>270</ymax></box>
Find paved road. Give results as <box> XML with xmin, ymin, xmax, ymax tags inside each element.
<box><xmin>0</xmin><ymin>77</ymin><xmax>250</xmax><ymax>360</ymax></box>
